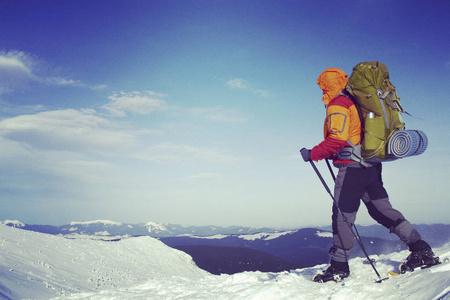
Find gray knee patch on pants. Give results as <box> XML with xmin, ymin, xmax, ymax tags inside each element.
<box><xmin>392</xmin><ymin>220</ymin><xmax>421</xmax><ymax>245</ymax></box>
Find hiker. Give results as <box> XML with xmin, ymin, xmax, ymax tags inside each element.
<box><xmin>300</xmin><ymin>67</ymin><xmax>437</xmax><ymax>282</ymax></box>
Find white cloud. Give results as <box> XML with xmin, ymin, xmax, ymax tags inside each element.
<box><xmin>0</xmin><ymin>89</ymin><xmax>246</xmax><ymax>196</ymax></box>
<box><xmin>40</xmin><ymin>77</ymin><xmax>84</xmax><ymax>87</ymax></box>
<box><xmin>0</xmin><ymin>51</ymin><xmax>34</xmax><ymax>91</ymax></box>
<box><xmin>0</xmin><ymin>109</ymin><xmax>138</xmax><ymax>153</ymax></box>
<box><xmin>226</xmin><ymin>78</ymin><xmax>249</xmax><ymax>89</ymax></box>
<box><xmin>226</xmin><ymin>78</ymin><xmax>274</xmax><ymax>98</ymax></box>
<box><xmin>37</xmin><ymin>76</ymin><xmax>106</xmax><ymax>90</ymax></box>
<box><xmin>0</xmin><ymin>100</ymin><xmax>46</xmax><ymax>115</ymax></box>
<box><xmin>0</xmin><ymin>50</ymin><xmax>106</xmax><ymax>93</ymax></box>
<box><xmin>103</xmin><ymin>90</ymin><xmax>246</xmax><ymax>122</ymax></box>
<box><xmin>0</xmin><ymin>107</ymin><xmax>157</xmax><ymax>190</ymax></box>
<box><xmin>103</xmin><ymin>91</ymin><xmax>169</xmax><ymax>117</ymax></box>
<box><xmin>0</xmin><ymin>52</ymin><xmax>32</xmax><ymax>75</ymax></box>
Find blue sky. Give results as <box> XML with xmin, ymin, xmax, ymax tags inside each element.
<box><xmin>0</xmin><ymin>0</ymin><xmax>449</xmax><ymax>228</ymax></box>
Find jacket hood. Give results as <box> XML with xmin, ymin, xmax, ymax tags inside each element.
<box><xmin>317</xmin><ymin>68</ymin><xmax>348</xmax><ymax>106</ymax></box>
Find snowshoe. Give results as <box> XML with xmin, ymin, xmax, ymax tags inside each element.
<box><xmin>400</xmin><ymin>240</ymin><xmax>441</xmax><ymax>273</ymax></box>
<box><xmin>312</xmin><ymin>265</ymin><xmax>349</xmax><ymax>283</ymax></box>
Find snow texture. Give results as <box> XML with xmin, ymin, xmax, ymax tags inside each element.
<box><xmin>182</xmin><ymin>231</ymin><xmax>298</xmax><ymax>241</ymax></box>
<box><xmin>0</xmin><ymin>224</ymin><xmax>449</xmax><ymax>300</ymax></box>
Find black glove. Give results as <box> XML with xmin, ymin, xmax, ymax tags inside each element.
<box><xmin>300</xmin><ymin>148</ymin><xmax>312</xmax><ymax>162</ymax></box>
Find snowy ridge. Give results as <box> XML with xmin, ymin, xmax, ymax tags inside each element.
<box><xmin>181</xmin><ymin>233</ymin><xmax>229</xmax><ymax>240</ymax></box>
<box><xmin>181</xmin><ymin>231</ymin><xmax>297</xmax><ymax>241</ymax></box>
<box><xmin>69</xmin><ymin>220</ymin><xmax>123</xmax><ymax>226</ymax></box>
<box><xmin>0</xmin><ymin>224</ymin><xmax>449</xmax><ymax>300</ymax></box>
<box><xmin>316</xmin><ymin>230</ymin><xmax>333</xmax><ymax>238</ymax></box>
<box><xmin>11</xmin><ymin>220</ymin><xmax>449</xmax><ymax>247</ymax></box>
<box><xmin>0</xmin><ymin>224</ymin><xmax>206</xmax><ymax>299</ymax></box>
<box><xmin>15</xmin><ymin>219</ymin><xmax>278</xmax><ymax>238</ymax></box>
<box><xmin>236</xmin><ymin>230</ymin><xmax>296</xmax><ymax>241</ymax></box>
<box><xmin>1</xmin><ymin>220</ymin><xmax>25</xmax><ymax>228</ymax></box>
<box><xmin>145</xmin><ymin>221</ymin><xmax>168</xmax><ymax>233</ymax></box>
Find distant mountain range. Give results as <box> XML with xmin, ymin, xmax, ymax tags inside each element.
<box><xmin>161</xmin><ymin>227</ymin><xmax>407</xmax><ymax>270</ymax></box>
<box><xmin>0</xmin><ymin>219</ymin><xmax>276</xmax><ymax>238</ymax></box>
<box><xmin>3</xmin><ymin>220</ymin><xmax>449</xmax><ymax>275</ymax></box>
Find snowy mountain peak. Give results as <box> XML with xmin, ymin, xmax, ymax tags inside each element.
<box><xmin>1</xmin><ymin>220</ymin><xmax>25</xmax><ymax>228</ymax></box>
<box><xmin>145</xmin><ymin>221</ymin><xmax>168</xmax><ymax>232</ymax></box>
<box><xmin>69</xmin><ymin>220</ymin><xmax>123</xmax><ymax>226</ymax></box>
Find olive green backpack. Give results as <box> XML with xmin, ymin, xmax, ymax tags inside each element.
<box><xmin>345</xmin><ymin>61</ymin><xmax>407</xmax><ymax>161</ymax></box>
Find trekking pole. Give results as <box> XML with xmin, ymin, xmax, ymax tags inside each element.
<box><xmin>308</xmin><ymin>159</ymin><xmax>387</xmax><ymax>282</ymax></box>
<box><xmin>326</xmin><ymin>159</ymin><xmax>368</xmax><ymax>251</ymax></box>
<box><xmin>325</xmin><ymin>159</ymin><xmax>336</xmax><ymax>182</ymax></box>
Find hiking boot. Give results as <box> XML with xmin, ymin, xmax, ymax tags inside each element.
<box><xmin>313</xmin><ymin>260</ymin><xmax>349</xmax><ymax>283</ymax></box>
<box><xmin>400</xmin><ymin>240</ymin><xmax>440</xmax><ymax>273</ymax></box>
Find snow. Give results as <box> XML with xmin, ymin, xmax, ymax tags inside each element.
<box><xmin>69</xmin><ymin>220</ymin><xmax>123</xmax><ymax>226</ymax></box>
<box><xmin>180</xmin><ymin>230</ymin><xmax>297</xmax><ymax>241</ymax></box>
<box><xmin>0</xmin><ymin>224</ymin><xmax>205</xmax><ymax>299</ymax></box>
<box><xmin>1</xmin><ymin>220</ymin><xmax>25</xmax><ymax>228</ymax></box>
<box><xmin>236</xmin><ymin>231</ymin><xmax>296</xmax><ymax>241</ymax></box>
<box><xmin>181</xmin><ymin>233</ymin><xmax>230</xmax><ymax>239</ymax></box>
<box><xmin>93</xmin><ymin>231</ymin><xmax>110</xmax><ymax>236</ymax></box>
<box><xmin>0</xmin><ymin>224</ymin><xmax>449</xmax><ymax>300</ymax></box>
<box><xmin>316</xmin><ymin>230</ymin><xmax>333</xmax><ymax>238</ymax></box>
<box><xmin>145</xmin><ymin>222</ymin><xmax>168</xmax><ymax>233</ymax></box>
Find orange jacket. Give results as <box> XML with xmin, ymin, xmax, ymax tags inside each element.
<box><xmin>317</xmin><ymin>68</ymin><xmax>349</xmax><ymax>106</ymax></box>
<box><xmin>311</xmin><ymin>68</ymin><xmax>361</xmax><ymax>164</ymax></box>
<box><xmin>311</xmin><ymin>94</ymin><xmax>361</xmax><ymax>164</ymax></box>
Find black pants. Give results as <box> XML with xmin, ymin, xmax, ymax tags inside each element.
<box><xmin>331</xmin><ymin>163</ymin><xmax>421</xmax><ymax>263</ymax></box>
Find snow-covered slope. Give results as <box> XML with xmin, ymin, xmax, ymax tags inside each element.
<box><xmin>0</xmin><ymin>224</ymin><xmax>449</xmax><ymax>300</ymax></box>
<box><xmin>0</xmin><ymin>224</ymin><xmax>206</xmax><ymax>299</ymax></box>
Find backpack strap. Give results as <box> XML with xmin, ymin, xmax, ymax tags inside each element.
<box><xmin>337</xmin><ymin>91</ymin><xmax>365</xmax><ymax>144</ymax></box>
<box><xmin>336</xmin><ymin>140</ymin><xmax>371</xmax><ymax>167</ymax></box>
<box><xmin>335</xmin><ymin>91</ymin><xmax>370</xmax><ymax>167</ymax></box>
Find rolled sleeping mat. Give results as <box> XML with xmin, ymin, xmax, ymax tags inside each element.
<box><xmin>387</xmin><ymin>130</ymin><xmax>428</xmax><ymax>158</ymax></box>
